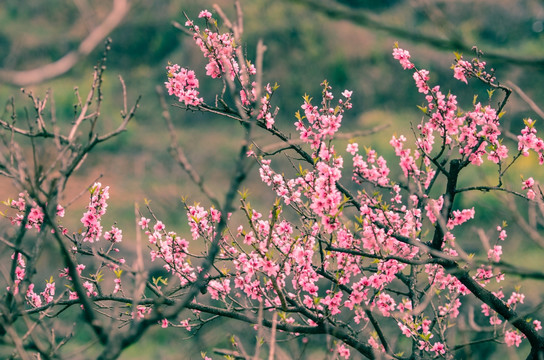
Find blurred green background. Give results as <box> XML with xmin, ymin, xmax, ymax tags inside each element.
<box><xmin>1</xmin><ymin>0</ymin><xmax>544</xmax><ymax>358</ymax></box>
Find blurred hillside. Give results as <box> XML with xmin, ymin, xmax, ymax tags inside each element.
<box><xmin>1</xmin><ymin>1</ymin><xmax>544</xmax><ymax>357</ymax></box>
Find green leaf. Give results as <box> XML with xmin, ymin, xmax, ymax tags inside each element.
<box><xmin>487</xmin><ymin>89</ymin><xmax>495</xmax><ymax>99</ymax></box>
<box><xmin>524</xmin><ymin>118</ymin><xmax>536</xmax><ymax>127</ymax></box>
<box><xmin>420</xmin><ymin>333</ymin><xmax>432</xmax><ymax>341</ymax></box>
<box><xmin>238</xmin><ymin>188</ymin><xmax>249</xmax><ymax>200</ymax></box>
<box><xmin>417</xmin><ymin>105</ymin><xmax>428</xmax><ymax>114</ymax></box>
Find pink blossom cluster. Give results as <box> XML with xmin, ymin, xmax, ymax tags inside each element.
<box><xmin>518</xmin><ymin>118</ymin><xmax>544</xmax><ymax>165</ymax></box>
<box><xmin>80</xmin><ymin>182</ymin><xmax>109</xmax><ymax>242</ymax></box>
<box><xmin>522</xmin><ymin>176</ymin><xmax>537</xmax><ymax>200</ymax></box>
<box><xmin>26</xmin><ymin>282</ymin><xmax>55</xmax><ymax>308</ymax></box>
<box><xmin>294</xmin><ymin>82</ymin><xmax>352</xmax><ymax>149</ymax></box>
<box><xmin>240</xmin><ymin>81</ymin><xmax>257</xmax><ymax>106</ymax></box>
<box><xmin>336</xmin><ymin>343</ymin><xmax>350</xmax><ymax>359</ymax></box>
<box><xmin>251</xmin><ymin>84</ymin><xmax>353</xmax><ymax>234</ymax></box>
<box><xmin>258</xmin><ymin>159</ymin><xmax>302</xmax><ymax>205</ymax></box>
<box><xmin>452</xmin><ymin>55</ymin><xmax>494</xmax><ymax>85</ymax></box>
<box><xmin>505</xmin><ymin>330</ymin><xmax>524</xmax><ymax>347</ymax></box>
<box><xmin>392</xmin><ymin>47</ymin><xmax>513</xmax><ymax>168</ymax></box>
<box><xmin>232</xmin><ymin>207</ymin><xmax>304</xmax><ymax>304</ymax></box>
<box><xmin>9</xmin><ymin>252</ymin><xmax>56</xmax><ymax>308</ymax></box>
<box><xmin>256</xmin><ymin>84</ymin><xmax>275</xmax><ymax>129</ymax></box>
<box><xmin>165</xmin><ymin>64</ymin><xmax>203</xmax><ymax>106</ymax></box>
<box><xmin>185</xmin><ymin>15</ymin><xmax>238</xmax><ymax>80</ymax></box>
<box><xmin>104</xmin><ymin>225</ymin><xmax>123</xmax><ymax>243</ymax></box>
<box><xmin>140</xmin><ymin>217</ymin><xmax>195</xmax><ymax>287</ymax></box>
<box><xmin>392</xmin><ymin>47</ymin><xmax>414</xmax><ymax>70</ymax></box>
<box><xmin>83</xmin><ymin>281</ymin><xmax>98</xmax><ymax>297</ymax></box>
<box><xmin>248</xmin><ymin>86</ymin><xmax>436</xmax><ymax>336</ymax></box>
<box><xmin>5</xmin><ymin>186</ymin><xmax>128</xmax><ymax>312</ymax></box>
<box><xmin>398</xmin><ymin>316</ymin><xmax>447</xmax><ymax>356</ymax></box>
<box><xmin>351</xmin><ymin>147</ymin><xmax>391</xmax><ymax>186</ymax></box>
<box><xmin>140</xmin><ymin>205</ymin><xmax>226</xmax><ymax>293</ymax></box>
<box><xmin>9</xmin><ymin>192</ymin><xmax>64</xmax><ymax>230</ymax></box>
<box><xmin>167</xmin><ymin>12</ymin><xmax>275</xmax><ymax>128</ymax></box>
<box><xmin>8</xmin><ymin>253</ymin><xmax>26</xmax><ymax>295</ymax></box>
<box><xmin>58</xmin><ymin>265</ymin><xmax>87</xmax><ymax>301</ymax></box>
<box><xmin>389</xmin><ymin>134</ymin><xmax>436</xmax><ymax>188</ymax></box>
<box><xmin>132</xmin><ymin>305</ymin><xmax>151</xmax><ymax>320</ymax></box>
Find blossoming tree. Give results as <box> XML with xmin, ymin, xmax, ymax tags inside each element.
<box><xmin>2</xmin><ymin>4</ymin><xmax>544</xmax><ymax>360</ymax></box>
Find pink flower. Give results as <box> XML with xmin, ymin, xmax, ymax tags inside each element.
<box><xmin>413</xmin><ymin>69</ymin><xmax>430</xmax><ymax>94</ymax></box>
<box><xmin>393</xmin><ymin>47</ymin><xmax>414</xmax><ymax>70</ymax></box>
<box><xmin>104</xmin><ymin>225</ymin><xmax>123</xmax><ymax>243</ymax></box>
<box><xmin>507</xmin><ymin>292</ymin><xmax>525</xmax><ymax>307</ymax></box>
<box><xmin>80</xmin><ymin>183</ymin><xmax>109</xmax><ymax>242</ymax></box>
<box><xmin>522</xmin><ymin>177</ymin><xmax>535</xmax><ymax>190</ymax></box>
<box><xmin>453</xmin><ymin>59</ymin><xmax>471</xmax><ymax>84</ymax></box>
<box><xmin>398</xmin><ymin>321</ymin><xmax>412</xmax><ymax>337</ymax></box>
<box><xmin>165</xmin><ymin>65</ymin><xmax>203</xmax><ymax>106</ymax></box>
<box><xmin>341</xmin><ymin>89</ymin><xmax>353</xmax><ymax>98</ymax></box>
<box><xmin>431</xmin><ymin>342</ymin><xmax>446</xmax><ymax>355</ymax></box>
<box><xmin>56</xmin><ymin>204</ymin><xmax>65</xmax><ymax>217</ymax></box>
<box><xmin>139</xmin><ymin>217</ymin><xmax>150</xmax><ymax>229</ymax></box>
<box><xmin>132</xmin><ymin>305</ymin><xmax>151</xmax><ymax>320</ymax></box>
<box><xmin>346</xmin><ymin>142</ymin><xmax>358</xmax><ymax>155</ymax></box>
<box><xmin>113</xmin><ymin>278</ymin><xmax>121</xmax><ymax>294</ymax></box>
<box><xmin>487</xmin><ymin>245</ymin><xmax>502</xmax><ymax>262</ymax></box>
<box><xmin>504</xmin><ymin>330</ymin><xmax>523</xmax><ymax>347</ymax></box>
<box><xmin>497</xmin><ymin>226</ymin><xmax>508</xmax><ymax>241</ymax></box>
<box><xmin>336</xmin><ymin>343</ymin><xmax>350</xmax><ymax>359</ymax></box>
<box><xmin>83</xmin><ymin>281</ymin><xmax>97</xmax><ymax>297</ymax></box>
<box><xmin>180</xmin><ymin>319</ymin><xmax>192</xmax><ymax>331</ymax></box>
<box><xmin>198</xmin><ymin>10</ymin><xmax>212</xmax><ymax>19</ymax></box>
<box><xmin>446</xmin><ymin>207</ymin><xmax>475</xmax><ymax>230</ymax></box>
<box><xmin>154</xmin><ymin>221</ymin><xmax>165</xmax><ymax>232</ymax></box>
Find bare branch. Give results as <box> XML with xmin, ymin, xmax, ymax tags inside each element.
<box><xmin>506</xmin><ymin>81</ymin><xmax>544</xmax><ymax>120</ymax></box>
<box><xmin>156</xmin><ymin>85</ymin><xmax>221</xmax><ymax>208</ymax></box>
